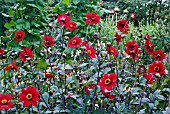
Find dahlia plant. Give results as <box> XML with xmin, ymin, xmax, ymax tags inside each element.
<box><xmin>0</xmin><ymin>0</ymin><xmax>169</xmax><ymax>113</ymax></box>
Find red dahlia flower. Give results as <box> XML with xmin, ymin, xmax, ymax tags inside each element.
<box><xmin>143</xmin><ymin>74</ymin><xmax>156</xmax><ymax>84</ymax></box>
<box><xmin>152</xmin><ymin>50</ymin><xmax>166</xmax><ymax>61</ymax></box>
<box><xmin>144</xmin><ymin>33</ymin><xmax>150</xmax><ymax>40</ymax></box>
<box><xmin>86</xmin><ymin>45</ymin><xmax>96</xmax><ymax>59</ymax></box>
<box><xmin>0</xmin><ymin>94</ymin><xmax>13</xmax><ymax>110</ymax></box>
<box><xmin>144</xmin><ymin>40</ymin><xmax>154</xmax><ymax>54</ymax></box>
<box><xmin>19</xmin><ymin>48</ymin><xmax>33</xmax><ymax>62</ymax></box>
<box><xmin>98</xmin><ymin>73</ymin><xmax>117</xmax><ymax>91</ymax></box>
<box><xmin>44</xmin><ymin>72</ymin><xmax>53</xmax><ymax>78</ymax></box>
<box><xmin>148</xmin><ymin>61</ymin><xmax>165</xmax><ymax>76</ymax></box>
<box><xmin>14</xmin><ymin>30</ymin><xmax>25</xmax><ymax>42</ymax></box>
<box><xmin>4</xmin><ymin>60</ymin><xmax>18</xmax><ymax>71</ymax></box>
<box><xmin>42</xmin><ymin>36</ymin><xmax>54</xmax><ymax>47</ymax></box>
<box><xmin>125</xmin><ymin>40</ymin><xmax>139</xmax><ymax>60</ymax></box>
<box><xmin>126</xmin><ymin>40</ymin><xmax>138</xmax><ymax>51</ymax></box>
<box><xmin>68</xmin><ymin>36</ymin><xmax>82</xmax><ymax>48</ymax></box>
<box><xmin>107</xmin><ymin>46</ymin><xmax>119</xmax><ymax>58</ymax></box>
<box><xmin>0</xmin><ymin>48</ymin><xmax>4</xmax><ymax>59</ymax></box>
<box><xmin>19</xmin><ymin>86</ymin><xmax>40</xmax><ymax>107</ymax></box>
<box><xmin>85</xmin><ymin>12</ymin><xmax>100</xmax><ymax>25</ymax></box>
<box><xmin>85</xmin><ymin>84</ymin><xmax>96</xmax><ymax>95</ymax></box>
<box><xmin>65</xmin><ymin>21</ymin><xmax>77</xmax><ymax>31</ymax></box>
<box><xmin>115</xmin><ymin>32</ymin><xmax>121</xmax><ymax>45</ymax></box>
<box><xmin>117</xmin><ymin>19</ymin><xmax>129</xmax><ymax>34</ymax></box>
<box><xmin>57</xmin><ymin>13</ymin><xmax>71</xmax><ymax>27</ymax></box>
<box><xmin>82</xmin><ymin>41</ymin><xmax>88</xmax><ymax>46</ymax></box>
<box><xmin>101</xmin><ymin>89</ymin><xmax>116</xmax><ymax>100</ymax></box>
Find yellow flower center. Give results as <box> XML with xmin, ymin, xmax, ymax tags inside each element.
<box><xmin>70</xmin><ymin>24</ymin><xmax>73</xmax><ymax>28</ymax></box>
<box><xmin>105</xmin><ymin>78</ymin><xmax>111</xmax><ymax>85</ymax></box>
<box><xmin>26</xmin><ymin>94</ymin><xmax>32</xmax><ymax>100</ymax></box>
<box><xmin>1</xmin><ymin>99</ymin><xmax>7</xmax><ymax>104</ymax></box>
<box><xmin>87</xmin><ymin>50</ymin><xmax>91</xmax><ymax>55</ymax></box>
<box><xmin>154</xmin><ymin>66</ymin><xmax>159</xmax><ymax>72</ymax></box>
<box><xmin>72</xmin><ymin>40</ymin><xmax>77</xmax><ymax>45</ymax></box>
<box><xmin>111</xmin><ymin>50</ymin><xmax>114</xmax><ymax>53</ymax></box>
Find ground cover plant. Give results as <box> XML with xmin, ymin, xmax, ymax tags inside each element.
<box><xmin>0</xmin><ymin>0</ymin><xmax>169</xmax><ymax>113</ymax></box>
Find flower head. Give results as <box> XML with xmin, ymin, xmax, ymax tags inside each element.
<box><xmin>44</xmin><ymin>72</ymin><xmax>53</xmax><ymax>78</ymax></box>
<box><xmin>14</xmin><ymin>30</ymin><xmax>25</xmax><ymax>42</ymax></box>
<box><xmin>0</xmin><ymin>48</ymin><xmax>5</xmax><ymax>59</ymax></box>
<box><xmin>65</xmin><ymin>21</ymin><xmax>77</xmax><ymax>31</ymax></box>
<box><xmin>152</xmin><ymin>50</ymin><xmax>166</xmax><ymax>61</ymax></box>
<box><xmin>98</xmin><ymin>73</ymin><xmax>117</xmax><ymax>91</ymax></box>
<box><xmin>0</xmin><ymin>94</ymin><xmax>13</xmax><ymax>110</ymax></box>
<box><xmin>85</xmin><ymin>84</ymin><xmax>96</xmax><ymax>95</ymax></box>
<box><xmin>42</xmin><ymin>36</ymin><xmax>54</xmax><ymax>47</ymax></box>
<box><xmin>85</xmin><ymin>12</ymin><xmax>100</xmax><ymax>25</ymax></box>
<box><xmin>143</xmin><ymin>74</ymin><xmax>156</xmax><ymax>84</ymax></box>
<box><xmin>57</xmin><ymin>13</ymin><xmax>71</xmax><ymax>27</ymax></box>
<box><xmin>107</xmin><ymin>46</ymin><xmax>119</xmax><ymax>58</ymax></box>
<box><xmin>101</xmin><ymin>89</ymin><xmax>116</xmax><ymax>100</ymax></box>
<box><xmin>148</xmin><ymin>61</ymin><xmax>165</xmax><ymax>76</ymax></box>
<box><xmin>4</xmin><ymin>60</ymin><xmax>18</xmax><ymax>71</ymax></box>
<box><xmin>19</xmin><ymin>86</ymin><xmax>40</xmax><ymax>107</ymax></box>
<box><xmin>86</xmin><ymin>45</ymin><xmax>96</xmax><ymax>59</ymax></box>
<box><xmin>125</xmin><ymin>40</ymin><xmax>139</xmax><ymax>60</ymax></box>
<box><xmin>115</xmin><ymin>32</ymin><xmax>121</xmax><ymax>45</ymax></box>
<box><xmin>117</xmin><ymin>19</ymin><xmax>129</xmax><ymax>34</ymax></box>
<box><xmin>19</xmin><ymin>48</ymin><xmax>33</xmax><ymax>62</ymax></box>
<box><xmin>144</xmin><ymin>33</ymin><xmax>150</xmax><ymax>40</ymax></box>
<box><xmin>68</xmin><ymin>36</ymin><xmax>82</xmax><ymax>48</ymax></box>
<box><xmin>144</xmin><ymin>40</ymin><xmax>154</xmax><ymax>55</ymax></box>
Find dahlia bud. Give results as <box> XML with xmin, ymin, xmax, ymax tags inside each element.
<box><xmin>138</xmin><ymin>34</ymin><xmax>142</xmax><ymax>38</ymax></box>
<box><xmin>93</xmin><ymin>33</ymin><xmax>99</xmax><ymax>39</ymax></box>
<box><xmin>155</xmin><ymin>11</ymin><xmax>159</xmax><ymax>15</ymax></box>
<box><xmin>114</xmin><ymin>7</ymin><xmax>120</xmax><ymax>13</ymax></box>
<box><xmin>48</xmin><ymin>23</ymin><xmax>54</xmax><ymax>30</ymax></box>
<box><xmin>98</xmin><ymin>26</ymin><xmax>102</xmax><ymax>31</ymax></box>
<box><xmin>121</xmin><ymin>34</ymin><xmax>126</xmax><ymax>39</ymax></box>
<box><xmin>138</xmin><ymin>28</ymin><xmax>142</xmax><ymax>32</ymax></box>
<box><xmin>153</xmin><ymin>36</ymin><xmax>157</xmax><ymax>40</ymax></box>
<box><xmin>108</xmin><ymin>10</ymin><xmax>114</xmax><ymax>14</ymax></box>
<box><xmin>62</xmin><ymin>53</ymin><xmax>66</xmax><ymax>58</ymax></box>
<box><xmin>66</xmin><ymin>11</ymin><xmax>71</xmax><ymax>16</ymax></box>
<box><xmin>98</xmin><ymin>2</ymin><xmax>104</xmax><ymax>7</ymax></box>
<box><xmin>40</xmin><ymin>30</ymin><xmax>44</xmax><ymax>35</ymax></box>
<box><xmin>106</xmin><ymin>42</ymin><xmax>111</xmax><ymax>47</ymax></box>
<box><xmin>11</xmin><ymin>52</ymin><xmax>16</xmax><ymax>57</ymax></box>
<box><xmin>123</xmin><ymin>9</ymin><xmax>128</xmax><ymax>14</ymax></box>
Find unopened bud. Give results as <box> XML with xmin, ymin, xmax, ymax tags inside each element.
<box><xmin>123</xmin><ymin>9</ymin><xmax>128</xmax><ymax>14</ymax></box>
<box><xmin>114</xmin><ymin>7</ymin><xmax>120</xmax><ymax>13</ymax></box>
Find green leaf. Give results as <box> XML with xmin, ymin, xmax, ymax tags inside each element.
<box><xmin>37</xmin><ymin>59</ymin><xmax>47</xmax><ymax>70</ymax></box>
<box><xmin>73</xmin><ymin>0</ymin><xmax>80</xmax><ymax>5</ymax></box>
<box><xmin>53</xmin><ymin>4</ymin><xmax>60</xmax><ymax>12</ymax></box>
<box><xmin>42</xmin><ymin>92</ymin><xmax>49</xmax><ymax>105</ymax></box>
<box><xmin>8</xmin><ymin>9</ymin><xmax>15</xmax><ymax>16</ymax></box>
<box><xmin>78</xmin><ymin>63</ymin><xmax>88</xmax><ymax>68</ymax></box>
<box><xmin>62</xmin><ymin>0</ymin><xmax>70</xmax><ymax>6</ymax></box>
